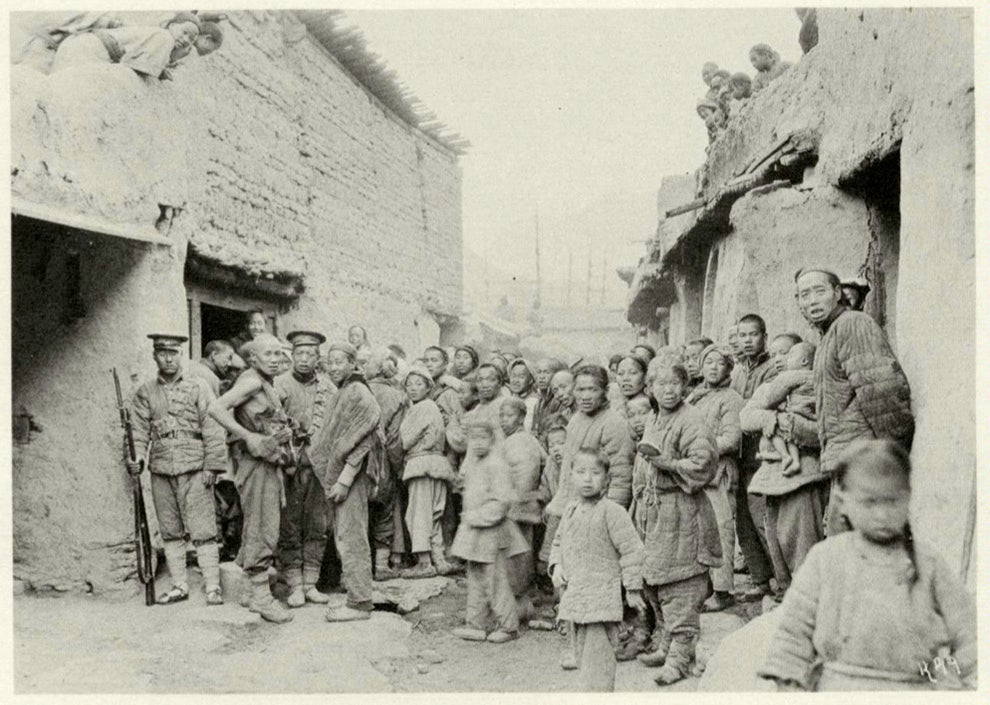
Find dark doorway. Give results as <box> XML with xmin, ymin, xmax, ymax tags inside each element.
<box><xmin>200</xmin><ymin>303</ymin><xmax>250</xmax><ymax>354</ymax></box>
<box><xmin>192</xmin><ymin>301</ymin><xmax>277</xmax><ymax>357</ymax></box>
<box><xmin>840</xmin><ymin>149</ymin><xmax>901</xmax><ymax>344</ymax></box>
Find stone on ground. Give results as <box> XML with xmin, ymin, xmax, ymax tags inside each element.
<box><xmin>698</xmin><ymin>611</ymin><xmax>780</xmax><ymax>692</ymax></box>
<box><xmin>420</xmin><ymin>648</ymin><xmax>445</xmax><ymax>664</ymax></box>
<box><xmin>372</xmin><ymin>576</ymin><xmax>452</xmax><ymax>614</ymax></box>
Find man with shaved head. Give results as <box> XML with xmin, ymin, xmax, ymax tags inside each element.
<box><xmin>210</xmin><ymin>333</ymin><xmax>296</xmax><ymax>623</ymax></box>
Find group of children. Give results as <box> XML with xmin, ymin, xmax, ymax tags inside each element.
<box><xmin>425</xmin><ymin>334</ymin><xmax>974</xmax><ymax>693</ymax></box>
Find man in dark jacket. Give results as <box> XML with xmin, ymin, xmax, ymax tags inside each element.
<box><xmin>795</xmin><ymin>268</ymin><xmax>914</xmax><ymax>535</ymax></box>
<box><xmin>729</xmin><ymin>314</ymin><xmax>777</xmax><ymax>601</ymax></box>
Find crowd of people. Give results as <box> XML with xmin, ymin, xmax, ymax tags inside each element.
<box><xmin>125</xmin><ymin>268</ymin><xmax>975</xmax><ymax>692</ymax></box>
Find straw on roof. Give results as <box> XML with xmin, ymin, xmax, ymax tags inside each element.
<box><xmin>294</xmin><ymin>10</ymin><xmax>469</xmax><ymax>155</ymax></box>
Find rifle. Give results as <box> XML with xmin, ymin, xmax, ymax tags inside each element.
<box><xmin>113</xmin><ymin>369</ymin><xmax>156</xmax><ymax>606</ymax></box>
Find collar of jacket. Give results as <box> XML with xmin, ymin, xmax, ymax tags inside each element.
<box><xmin>742</xmin><ymin>349</ymin><xmax>770</xmax><ymax>372</ymax></box>
<box><xmin>292</xmin><ymin>369</ymin><xmax>317</xmax><ymax>384</ymax></box>
<box><xmin>158</xmin><ymin>370</ymin><xmax>185</xmax><ymax>385</ymax></box>
<box><xmin>687</xmin><ymin>376</ymin><xmax>729</xmax><ymax>403</ymax></box>
<box><xmin>814</xmin><ymin>303</ymin><xmax>848</xmax><ymax>335</ymax></box>
<box><xmin>339</xmin><ymin>371</ymin><xmax>368</xmax><ymax>390</ymax></box>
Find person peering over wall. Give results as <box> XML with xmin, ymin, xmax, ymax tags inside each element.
<box><xmin>50</xmin><ymin>11</ymin><xmax>203</xmax><ymax>80</ymax></box>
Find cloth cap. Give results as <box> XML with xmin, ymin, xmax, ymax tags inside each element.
<box><xmin>148</xmin><ymin>333</ymin><xmax>187</xmax><ymax>351</ymax></box>
<box><xmin>405</xmin><ymin>362</ymin><xmax>435</xmax><ymax>389</ymax></box>
<box><xmin>698</xmin><ymin>344</ymin><xmax>735</xmax><ymax>374</ymax></box>
<box><xmin>840</xmin><ymin>277</ymin><xmax>871</xmax><ymax>293</ymax></box>
<box><xmin>455</xmin><ymin>345</ymin><xmax>480</xmax><ymax>368</ymax></box>
<box><xmin>286</xmin><ymin>330</ymin><xmax>326</xmax><ymax>348</ymax></box>
<box><xmin>165</xmin><ymin>11</ymin><xmax>202</xmax><ymax>31</ymax></box>
<box><xmin>327</xmin><ymin>342</ymin><xmax>358</xmax><ymax>360</ymax></box>
<box><xmin>508</xmin><ymin>357</ymin><xmax>535</xmax><ymax>380</ymax></box>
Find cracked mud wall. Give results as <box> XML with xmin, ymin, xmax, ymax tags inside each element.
<box><xmin>12</xmin><ymin>223</ymin><xmax>187</xmax><ymax>594</ymax></box>
<box><xmin>11</xmin><ymin>10</ymin><xmax>463</xmax><ymax>592</ymax></box>
<box><xmin>664</xmin><ymin>7</ymin><xmax>974</xmax><ymax>578</ymax></box>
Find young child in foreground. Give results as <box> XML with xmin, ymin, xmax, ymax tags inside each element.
<box><xmin>757</xmin><ymin>342</ymin><xmax>815</xmax><ymax>476</ymax></box>
<box><xmin>758</xmin><ymin>439</ymin><xmax>976</xmax><ymax>691</ymax></box>
<box><xmin>549</xmin><ymin>449</ymin><xmax>645</xmax><ymax>691</ymax></box>
<box><xmin>449</xmin><ymin>416</ymin><xmax>529</xmax><ymax>644</ymax></box>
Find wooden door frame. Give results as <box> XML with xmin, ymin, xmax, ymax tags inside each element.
<box><xmin>185</xmin><ymin>283</ymin><xmax>280</xmax><ymax>359</ymax></box>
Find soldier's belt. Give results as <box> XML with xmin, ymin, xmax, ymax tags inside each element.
<box><xmin>155</xmin><ymin>430</ymin><xmax>203</xmax><ymax>441</ymax></box>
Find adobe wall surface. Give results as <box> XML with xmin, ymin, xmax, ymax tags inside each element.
<box><xmin>656</xmin><ymin>7</ymin><xmax>974</xmax><ymax>576</ymax></box>
<box><xmin>690</xmin><ymin>184</ymin><xmax>877</xmax><ymax>345</ymax></box>
<box><xmin>11</xmin><ymin>10</ymin><xmax>463</xmax><ymax>351</ymax></box>
<box><xmin>11</xmin><ymin>225</ymin><xmax>187</xmax><ymax>593</ymax></box>
<box><xmin>10</xmin><ymin>10</ymin><xmax>463</xmax><ymax>592</ymax></box>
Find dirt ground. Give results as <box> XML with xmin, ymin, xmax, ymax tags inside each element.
<box><xmin>14</xmin><ymin>568</ymin><xmax>761</xmax><ymax>693</ymax></box>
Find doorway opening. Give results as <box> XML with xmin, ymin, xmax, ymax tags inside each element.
<box><xmin>185</xmin><ymin>283</ymin><xmax>280</xmax><ymax>360</ymax></box>
<box><xmin>840</xmin><ymin>149</ymin><xmax>901</xmax><ymax>344</ymax></box>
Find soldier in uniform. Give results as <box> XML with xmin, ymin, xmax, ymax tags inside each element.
<box><xmin>128</xmin><ymin>334</ymin><xmax>228</xmax><ymax>606</ymax></box>
<box><xmin>274</xmin><ymin>330</ymin><xmax>337</xmax><ymax>608</ymax></box>
<box><xmin>208</xmin><ymin>333</ymin><xmax>296</xmax><ymax>623</ymax></box>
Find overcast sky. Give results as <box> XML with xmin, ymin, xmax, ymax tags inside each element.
<box><xmin>345</xmin><ymin>8</ymin><xmax>802</xmax><ymax>303</ymax></box>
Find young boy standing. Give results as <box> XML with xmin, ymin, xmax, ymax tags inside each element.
<box><xmin>500</xmin><ymin>397</ymin><xmax>545</xmax><ymax>620</ymax></box>
<box><xmin>549</xmin><ymin>449</ymin><xmax>645</xmax><ymax>691</ymax></box>
<box><xmin>450</xmin><ymin>416</ymin><xmax>529</xmax><ymax>643</ymax></box>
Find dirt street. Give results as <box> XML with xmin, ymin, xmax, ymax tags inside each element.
<box><xmin>14</xmin><ymin>569</ymin><xmax>759</xmax><ymax>693</ymax></box>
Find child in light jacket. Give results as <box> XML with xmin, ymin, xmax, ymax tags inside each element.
<box><xmin>550</xmin><ymin>448</ymin><xmax>645</xmax><ymax>692</ymax></box>
<box><xmin>759</xmin><ymin>440</ymin><xmax>976</xmax><ymax>691</ymax></box>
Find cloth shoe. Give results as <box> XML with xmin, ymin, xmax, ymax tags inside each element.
<box><xmin>638</xmin><ymin>629</ymin><xmax>672</xmax><ymax>667</ymax></box>
<box><xmin>452</xmin><ymin>626</ymin><xmax>487</xmax><ymax>641</ymax></box>
<box><xmin>284</xmin><ymin>568</ymin><xmax>305</xmax><ymax>608</ymax></box>
<box><xmin>373</xmin><ymin>548</ymin><xmax>400</xmax><ymax>581</ymax></box>
<box><xmin>205</xmin><ymin>587</ymin><xmax>223</xmax><ymax>606</ymax></box>
<box><xmin>616</xmin><ymin>631</ymin><xmax>650</xmax><ymax>662</ymax></box>
<box><xmin>654</xmin><ymin>663</ymin><xmax>688</xmax><ymax>686</ymax></box>
<box><xmin>429</xmin><ymin>534</ymin><xmax>453</xmax><ymax>576</ymax></box>
<box><xmin>560</xmin><ymin>653</ymin><xmax>578</xmax><ymax>670</ymax></box>
<box><xmin>305</xmin><ymin>586</ymin><xmax>331</xmax><ymax>604</ymax></box>
<box><xmin>400</xmin><ymin>559</ymin><xmax>437</xmax><ymax>579</ymax></box>
<box><xmin>325</xmin><ymin>605</ymin><xmax>372</xmax><ymax>622</ymax></box>
<box><xmin>248</xmin><ymin>572</ymin><xmax>293</xmax><ymax>623</ymax></box>
<box><xmin>162</xmin><ymin>540</ymin><xmax>189</xmax><ymax>597</ymax></box>
<box><xmin>194</xmin><ymin>541</ymin><xmax>221</xmax><ymax>596</ymax></box>
<box><xmin>486</xmin><ymin>630</ymin><xmax>517</xmax><ymax>644</ymax></box>
<box><xmin>735</xmin><ymin>581</ymin><xmax>771</xmax><ymax>602</ymax></box>
<box><xmin>701</xmin><ymin>590</ymin><xmax>735</xmax><ymax>613</ymax></box>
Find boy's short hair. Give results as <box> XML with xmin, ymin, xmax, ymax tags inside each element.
<box><xmin>686</xmin><ymin>337</ymin><xmax>714</xmax><ymax>351</ymax></box>
<box><xmin>737</xmin><ymin>313</ymin><xmax>766</xmax><ymax>334</ymax></box>
<box><xmin>501</xmin><ymin>397</ymin><xmax>527</xmax><ymax>418</ymax></box>
<box><xmin>573</xmin><ymin>447</ymin><xmax>609</xmax><ymax>472</ymax></box>
<box><xmin>626</xmin><ymin>394</ymin><xmax>654</xmax><ymax>412</ymax></box>
<box><xmin>544</xmin><ymin>414</ymin><xmax>569</xmax><ymax>435</ymax></box>
<box><xmin>772</xmin><ymin>332</ymin><xmax>803</xmax><ymax>347</ymax></box>
<box><xmin>476</xmin><ymin>362</ymin><xmax>503</xmax><ymax>385</ymax></box>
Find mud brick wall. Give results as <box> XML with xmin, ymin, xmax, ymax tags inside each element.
<box><xmin>11</xmin><ymin>10</ymin><xmax>462</xmax><ymax>593</ymax></box>
<box><xmin>652</xmin><ymin>8</ymin><xmax>974</xmax><ymax>581</ymax></box>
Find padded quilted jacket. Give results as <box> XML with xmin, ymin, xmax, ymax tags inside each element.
<box><xmin>813</xmin><ymin>307</ymin><xmax>914</xmax><ymax>473</ymax></box>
